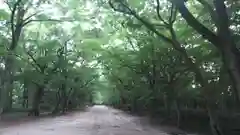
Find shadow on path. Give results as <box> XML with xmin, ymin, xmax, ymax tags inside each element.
<box><xmin>0</xmin><ymin>105</ymin><xmax>200</xmax><ymax>135</ymax></box>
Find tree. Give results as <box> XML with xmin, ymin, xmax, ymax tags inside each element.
<box><xmin>170</xmin><ymin>0</ymin><xmax>240</xmax><ymax>105</ymax></box>
<box><xmin>0</xmin><ymin>0</ymin><xmax>240</xmax><ymax>134</ymax></box>
<box><xmin>106</xmin><ymin>0</ymin><xmax>240</xmax><ymax>134</ymax></box>
<box><xmin>0</xmin><ymin>0</ymin><xmax>103</xmax><ymax>115</ymax></box>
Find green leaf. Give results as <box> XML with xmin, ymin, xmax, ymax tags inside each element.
<box><xmin>0</xmin><ymin>9</ymin><xmax>9</xmax><ymax>20</ymax></box>
<box><xmin>128</xmin><ymin>0</ymin><xmax>145</xmax><ymax>9</ymax></box>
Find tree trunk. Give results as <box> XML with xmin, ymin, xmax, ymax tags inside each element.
<box><xmin>1</xmin><ymin>2</ymin><xmax>26</xmax><ymax>113</ymax></box>
<box><xmin>29</xmin><ymin>86</ymin><xmax>44</xmax><ymax>116</ymax></box>
<box><xmin>163</xmin><ymin>94</ymin><xmax>171</xmax><ymax>117</ymax></box>
<box><xmin>172</xmin><ymin>0</ymin><xmax>240</xmax><ymax>105</ymax></box>
<box><xmin>0</xmin><ymin>55</ymin><xmax>14</xmax><ymax>114</ymax></box>
<box><xmin>62</xmin><ymin>96</ymin><xmax>68</xmax><ymax>113</ymax></box>
<box><xmin>52</xmin><ymin>90</ymin><xmax>61</xmax><ymax>114</ymax></box>
<box><xmin>52</xmin><ymin>100</ymin><xmax>61</xmax><ymax>114</ymax></box>
<box><xmin>214</xmin><ymin>0</ymin><xmax>240</xmax><ymax>106</ymax></box>
<box><xmin>206</xmin><ymin>103</ymin><xmax>224</xmax><ymax>135</ymax></box>
<box><xmin>22</xmin><ymin>85</ymin><xmax>28</xmax><ymax>108</ymax></box>
<box><xmin>220</xmin><ymin>44</ymin><xmax>240</xmax><ymax>107</ymax></box>
<box><xmin>110</xmin><ymin>2</ymin><xmax>225</xmax><ymax>134</ymax></box>
<box><xmin>174</xmin><ymin>99</ymin><xmax>181</xmax><ymax>127</ymax></box>
<box><xmin>171</xmin><ymin>27</ymin><xmax>223</xmax><ymax>135</ymax></box>
<box><xmin>5</xmin><ymin>55</ymin><xmax>14</xmax><ymax>111</ymax></box>
<box><xmin>60</xmin><ymin>83</ymin><xmax>67</xmax><ymax>113</ymax></box>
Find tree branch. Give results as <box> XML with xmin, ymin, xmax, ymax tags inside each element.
<box><xmin>10</xmin><ymin>0</ymin><xmax>22</xmax><ymax>50</ymax></box>
<box><xmin>14</xmin><ymin>54</ymin><xmax>40</xmax><ymax>71</ymax></box>
<box><xmin>169</xmin><ymin>3</ymin><xmax>177</xmax><ymax>24</ymax></box>
<box><xmin>80</xmin><ymin>77</ymin><xmax>97</xmax><ymax>88</ymax></box>
<box><xmin>22</xmin><ymin>18</ymin><xmax>76</xmax><ymax>26</ymax></box>
<box><xmin>156</xmin><ymin>0</ymin><xmax>169</xmax><ymax>25</ymax></box>
<box><xmin>126</xmin><ymin>36</ymin><xmax>137</xmax><ymax>51</ymax></box>
<box><xmin>5</xmin><ymin>1</ymin><xmax>13</xmax><ymax>11</ymax></box>
<box><xmin>26</xmin><ymin>51</ymin><xmax>43</xmax><ymax>72</ymax></box>
<box><xmin>171</xmin><ymin>0</ymin><xmax>220</xmax><ymax>47</ymax></box>
<box><xmin>109</xmin><ymin>0</ymin><xmax>173</xmax><ymax>44</ymax></box>
<box><xmin>213</xmin><ymin>0</ymin><xmax>231</xmax><ymax>37</ymax></box>
<box><xmin>22</xmin><ymin>12</ymin><xmax>40</xmax><ymax>23</ymax></box>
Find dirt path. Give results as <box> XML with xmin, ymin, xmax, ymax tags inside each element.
<box><xmin>0</xmin><ymin>105</ymin><xmax>197</xmax><ymax>135</ymax></box>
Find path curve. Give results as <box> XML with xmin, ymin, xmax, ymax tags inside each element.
<box><xmin>0</xmin><ymin>105</ymin><xmax>196</xmax><ymax>135</ymax></box>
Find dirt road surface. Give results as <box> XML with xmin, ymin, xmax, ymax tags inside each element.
<box><xmin>0</xmin><ymin>105</ymin><xmax>197</xmax><ymax>135</ymax></box>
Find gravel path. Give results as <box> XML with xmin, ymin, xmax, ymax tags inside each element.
<box><xmin>0</xmin><ymin>105</ymin><xmax>196</xmax><ymax>135</ymax></box>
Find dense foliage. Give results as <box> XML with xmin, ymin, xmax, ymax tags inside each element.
<box><xmin>0</xmin><ymin>0</ymin><xmax>240</xmax><ymax>135</ymax></box>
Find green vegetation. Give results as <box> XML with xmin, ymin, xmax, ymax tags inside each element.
<box><xmin>0</xmin><ymin>0</ymin><xmax>240</xmax><ymax>135</ymax></box>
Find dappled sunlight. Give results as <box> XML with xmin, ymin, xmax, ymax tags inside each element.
<box><xmin>0</xmin><ymin>0</ymin><xmax>240</xmax><ymax>135</ymax></box>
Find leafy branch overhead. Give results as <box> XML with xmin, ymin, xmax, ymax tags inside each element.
<box><xmin>0</xmin><ymin>1</ymin><xmax>240</xmax><ymax>135</ymax></box>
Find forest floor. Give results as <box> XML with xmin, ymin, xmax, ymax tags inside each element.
<box><xmin>0</xmin><ymin>105</ymin><xmax>200</xmax><ymax>135</ymax></box>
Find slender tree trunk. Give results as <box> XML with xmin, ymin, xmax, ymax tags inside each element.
<box><xmin>52</xmin><ymin>100</ymin><xmax>61</xmax><ymax>114</ymax></box>
<box><xmin>62</xmin><ymin>96</ymin><xmax>68</xmax><ymax>113</ymax></box>
<box><xmin>61</xmin><ymin>90</ymin><xmax>68</xmax><ymax>113</ymax></box>
<box><xmin>22</xmin><ymin>84</ymin><xmax>28</xmax><ymax>108</ymax></box>
<box><xmin>29</xmin><ymin>86</ymin><xmax>44</xmax><ymax>116</ymax></box>
<box><xmin>163</xmin><ymin>94</ymin><xmax>171</xmax><ymax>117</ymax></box>
<box><xmin>52</xmin><ymin>90</ymin><xmax>61</xmax><ymax>114</ymax></box>
<box><xmin>174</xmin><ymin>99</ymin><xmax>181</xmax><ymax>127</ymax></box>
<box><xmin>60</xmin><ymin>82</ymin><xmax>68</xmax><ymax>113</ymax></box>
<box><xmin>206</xmin><ymin>102</ymin><xmax>223</xmax><ymax>135</ymax></box>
